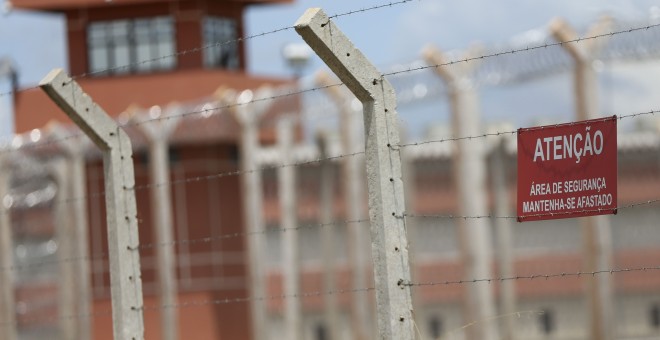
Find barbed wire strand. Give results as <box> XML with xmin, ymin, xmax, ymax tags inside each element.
<box><xmin>2</xmin><ymin>198</ymin><xmax>658</xmax><ymax>274</ymax></box>
<box><xmin>443</xmin><ymin>310</ymin><xmax>544</xmax><ymax>340</ymax></box>
<box><xmin>0</xmin><ymin>286</ymin><xmax>377</xmax><ymax>328</ymax></box>
<box><xmin>6</xmin><ymin>264</ymin><xmax>660</xmax><ymax>327</ymax></box>
<box><xmin>121</xmin><ymin>111</ymin><xmax>655</xmax><ymax>202</ymax></box>
<box><xmin>0</xmin><ymin>104</ymin><xmax>656</xmax><ymax>237</ymax></box>
<box><xmin>0</xmin><ymin>132</ymin><xmax>87</xmax><ymax>155</ymax></box>
<box><xmin>3</xmin><ymin>18</ymin><xmax>659</xmax><ymax>153</ymax></box>
<box><xmin>1</xmin><ymin>106</ymin><xmax>658</xmax><ymax>223</ymax></box>
<box><xmin>328</xmin><ymin>0</ymin><xmax>414</xmax><ymax>20</ymax></box>
<box><xmin>404</xmin><ymin>199</ymin><xmax>660</xmax><ymax>220</ymax></box>
<box><xmin>383</xmin><ymin>22</ymin><xmax>660</xmax><ymax>77</ymax></box>
<box><xmin>397</xmin><ymin>110</ymin><xmax>659</xmax><ymax>148</ymax></box>
<box><xmin>2</xmin><ymin>253</ymin><xmax>107</xmax><ymax>273</ymax></box>
<box><xmin>133</xmin><ymin>217</ymin><xmax>369</xmax><ymax>251</ymax></box>
<box><xmin>0</xmin><ymin>82</ymin><xmax>344</xmax><ymax>155</ymax></box>
<box><xmin>143</xmin><ymin>286</ymin><xmax>377</xmax><ymax>311</ymax></box>
<box><xmin>131</xmin><ymin>150</ymin><xmax>365</xmax><ymax>191</ymax></box>
<box><xmin>404</xmin><ymin>264</ymin><xmax>660</xmax><ymax>287</ymax></box>
<box><xmin>0</xmin><ymin>216</ymin><xmax>367</xmax><ymax>273</ymax></box>
<box><xmin>0</xmin><ymin>147</ymin><xmax>364</xmax><ymax>220</ymax></box>
<box><xmin>124</xmin><ymin>83</ymin><xmax>343</xmax><ymax>128</ymax></box>
<box><xmin>0</xmin><ymin>309</ymin><xmax>114</xmax><ymax>328</ymax></box>
<box><xmin>75</xmin><ymin>22</ymin><xmax>660</xmax><ymax>132</ymax></box>
<box><xmin>0</xmin><ymin>0</ymin><xmax>415</xmax><ymax>99</ymax></box>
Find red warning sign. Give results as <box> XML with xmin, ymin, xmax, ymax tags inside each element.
<box><xmin>517</xmin><ymin>116</ymin><xmax>617</xmax><ymax>222</ymax></box>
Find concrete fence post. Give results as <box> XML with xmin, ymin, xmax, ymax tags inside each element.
<box><xmin>130</xmin><ymin>104</ymin><xmax>182</xmax><ymax>340</ymax></box>
<box><xmin>50</xmin><ymin>159</ymin><xmax>77</xmax><ymax>340</ymax></box>
<box><xmin>226</xmin><ymin>86</ymin><xmax>273</xmax><ymax>340</ymax></box>
<box><xmin>40</xmin><ymin>69</ymin><xmax>145</xmax><ymax>340</ymax></box>
<box><xmin>46</xmin><ymin>122</ymin><xmax>93</xmax><ymax>340</ymax></box>
<box><xmin>277</xmin><ymin>117</ymin><xmax>302</xmax><ymax>340</ymax></box>
<box><xmin>0</xmin><ymin>152</ymin><xmax>17</xmax><ymax>340</ymax></box>
<box><xmin>491</xmin><ymin>138</ymin><xmax>516</xmax><ymax>340</ymax></box>
<box><xmin>315</xmin><ymin>72</ymin><xmax>371</xmax><ymax>340</ymax></box>
<box><xmin>296</xmin><ymin>8</ymin><xmax>415</xmax><ymax>339</ymax></box>
<box><xmin>550</xmin><ymin>17</ymin><xmax>615</xmax><ymax>340</ymax></box>
<box><xmin>316</xmin><ymin>131</ymin><xmax>340</xmax><ymax>340</ymax></box>
<box><xmin>423</xmin><ymin>45</ymin><xmax>498</xmax><ymax>340</ymax></box>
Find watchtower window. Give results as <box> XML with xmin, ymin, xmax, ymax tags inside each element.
<box><xmin>202</xmin><ymin>16</ymin><xmax>239</xmax><ymax>69</ymax></box>
<box><xmin>87</xmin><ymin>16</ymin><xmax>176</xmax><ymax>76</ymax></box>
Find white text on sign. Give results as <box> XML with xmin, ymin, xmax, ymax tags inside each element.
<box><xmin>533</xmin><ymin>126</ymin><xmax>604</xmax><ymax>163</ymax></box>
<box><xmin>523</xmin><ymin>177</ymin><xmax>613</xmax><ymax>214</ymax></box>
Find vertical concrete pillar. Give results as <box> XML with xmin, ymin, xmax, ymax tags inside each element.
<box><xmin>316</xmin><ymin>131</ymin><xmax>340</xmax><ymax>340</ymax></box>
<box><xmin>51</xmin><ymin>159</ymin><xmax>77</xmax><ymax>340</ymax></box>
<box><xmin>491</xmin><ymin>139</ymin><xmax>516</xmax><ymax>340</ymax></box>
<box><xmin>277</xmin><ymin>118</ymin><xmax>302</xmax><ymax>340</ymax></box>
<box><xmin>227</xmin><ymin>87</ymin><xmax>274</xmax><ymax>340</ymax></box>
<box><xmin>0</xmin><ymin>152</ymin><xmax>17</xmax><ymax>340</ymax></box>
<box><xmin>551</xmin><ymin>17</ymin><xmax>615</xmax><ymax>340</ymax></box>
<box><xmin>423</xmin><ymin>46</ymin><xmax>498</xmax><ymax>340</ymax></box>
<box><xmin>315</xmin><ymin>71</ymin><xmax>371</xmax><ymax>340</ymax></box>
<box><xmin>296</xmin><ymin>9</ymin><xmax>415</xmax><ymax>339</ymax></box>
<box><xmin>47</xmin><ymin>122</ymin><xmax>93</xmax><ymax>340</ymax></box>
<box><xmin>131</xmin><ymin>104</ymin><xmax>183</xmax><ymax>340</ymax></box>
<box><xmin>40</xmin><ymin>69</ymin><xmax>145</xmax><ymax>340</ymax></box>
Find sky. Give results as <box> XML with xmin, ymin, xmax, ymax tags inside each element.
<box><xmin>244</xmin><ymin>0</ymin><xmax>659</xmax><ymax>75</ymax></box>
<box><xmin>1</xmin><ymin>0</ymin><xmax>659</xmax><ymax>138</ymax></box>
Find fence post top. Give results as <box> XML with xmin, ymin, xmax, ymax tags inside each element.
<box><xmin>422</xmin><ymin>44</ymin><xmax>482</xmax><ymax>86</ymax></box>
<box><xmin>127</xmin><ymin>103</ymin><xmax>182</xmax><ymax>140</ymax></box>
<box><xmin>231</xmin><ymin>86</ymin><xmax>274</xmax><ymax>125</ymax></box>
<box><xmin>550</xmin><ymin>17</ymin><xmax>587</xmax><ymax>61</ymax></box>
<box><xmin>314</xmin><ymin>70</ymin><xmax>332</xmax><ymax>87</ymax></box>
<box><xmin>44</xmin><ymin>120</ymin><xmax>90</xmax><ymax>155</ymax></box>
<box><xmin>295</xmin><ymin>7</ymin><xmax>394</xmax><ymax>103</ymax></box>
<box><xmin>39</xmin><ymin>68</ymin><xmax>125</xmax><ymax>151</ymax></box>
<box><xmin>213</xmin><ymin>86</ymin><xmax>236</xmax><ymax>103</ymax></box>
<box><xmin>294</xmin><ymin>7</ymin><xmax>324</xmax><ymax>28</ymax></box>
<box><xmin>550</xmin><ymin>16</ymin><xmax>613</xmax><ymax>61</ymax></box>
<box><xmin>422</xmin><ymin>45</ymin><xmax>451</xmax><ymax>78</ymax></box>
<box><xmin>314</xmin><ymin>71</ymin><xmax>352</xmax><ymax>108</ymax></box>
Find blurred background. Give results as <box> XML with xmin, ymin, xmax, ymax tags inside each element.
<box><xmin>0</xmin><ymin>0</ymin><xmax>660</xmax><ymax>339</ymax></box>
